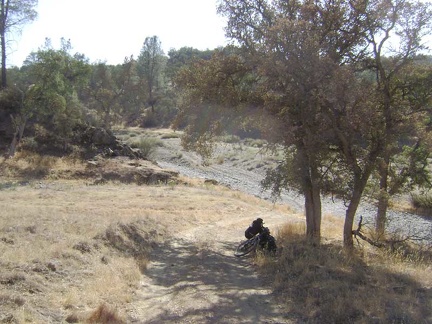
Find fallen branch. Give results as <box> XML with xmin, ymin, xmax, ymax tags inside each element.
<box><xmin>352</xmin><ymin>216</ymin><xmax>386</xmax><ymax>248</ymax></box>
<box><xmin>352</xmin><ymin>216</ymin><xmax>413</xmax><ymax>249</ymax></box>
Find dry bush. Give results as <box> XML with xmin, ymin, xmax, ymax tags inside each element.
<box><xmin>0</xmin><ymin>150</ymin><xmax>88</xmax><ymax>179</ymax></box>
<box><xmin>257</xmin><ymin>222</ymin><xmax>432</xmax><ymax>323</ymax></box>
<box><xmin>127</xmin><ymin>137</ymin><xmax>162</xmax><ymax>159</ymax></box>
<box><xmin>410</xmin><ymin>193</ymin><xmax>432</xmax><ymax>218</ymax></box>
<box><xmin>135</xmin><ymin>254</ymin><xmax>149</xmax><ymax>273</ymax></box>
<box><xmin>87</xmin><ymin>304</ymin><xmax>125</xmax><ymax>323</ymax></box>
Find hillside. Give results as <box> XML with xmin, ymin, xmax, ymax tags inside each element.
<box><xmin>0</xmin><ymin>128</ymin><xmax>431</xmax><ymax>323</ymax></box>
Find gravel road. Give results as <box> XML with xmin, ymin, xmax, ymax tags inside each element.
<box><xmin>154</xmin><ymin>137</ymin><xmax>432</xmax><ymax>244</ymax></box>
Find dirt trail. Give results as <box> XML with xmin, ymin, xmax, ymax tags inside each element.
<box><xmin>126</xmin><ymin>210</ymin><xmax>294</xmax><ymax>323</ymax></box>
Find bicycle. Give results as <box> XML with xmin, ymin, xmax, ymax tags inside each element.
<box><xmin>234</xmin><ymin>227</ymin><xmax>276</xmax><ymax>257</ymax></box>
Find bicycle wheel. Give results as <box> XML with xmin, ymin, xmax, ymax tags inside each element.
<box><xmin>234</xmin><ymin>238</ymin><xmax>257</xmax><ymax>257</ymax></box>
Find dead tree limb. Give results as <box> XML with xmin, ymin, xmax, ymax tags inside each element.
<box><xmin>352</xmin><ymin>216</ymin><xmax>421</xmax><ymax>251</ymax></box>
<box><xmin>352</xmin><ymin>216</ymin><xmax>386</xmax><ymax>248</ymax></box>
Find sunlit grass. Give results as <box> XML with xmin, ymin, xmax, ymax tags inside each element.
<box><xmin>0</xmin><ymin>168</ymin><xmax>288</xmax><ymax>322</ymax></box>
<box><xmin>1</xmin><ymin>140</ymin><xmax>431</xmax><ymax>323</ymax></box>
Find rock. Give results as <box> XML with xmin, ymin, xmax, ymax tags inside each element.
<box><xmin>47</xmin><ymin>262</ymin><xmax>57</xmax><ymax>272</ymax></box>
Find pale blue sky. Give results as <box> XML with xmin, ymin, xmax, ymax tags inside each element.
<box><xmin>8</xmin><ymin>0</ymin><xmax>228</xmax><ymax>67</ymax></box>
<box><xmin>7</xmin><ymin>0</ymin><xmax>431</xmax><ymax>67</ymax></box>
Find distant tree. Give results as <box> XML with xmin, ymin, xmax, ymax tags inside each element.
<box><xmin>0</xmin><ymin>84</ymin><xmax>30</xmax><ymax>157</ymax></box>
<box><xmin>23</xmin><ymin>38</ymin><xmax>91</xmax><ymax>147</ymax></box>
<box><xmin>0</xmin><ymin>0</ymin><xmax>38</xmax><ymax>88</ymax></box>
<box><xmin>115</xmin><ymin>57</ymin><xmax>146</xmax><ymax>126</ymax></box>
<box><xmin>166</xmin><ymin>47</ymin><xmax>214</xmax><ymax>81</ymax></box>
<box><xmin>373</xmin><ymin>64</ymin><xmax>432</xmax><ymax>235</ymax></box>
<box><xmin>137</xmin><ymin>36</ymin><xmax>165</xmax><ymax>113</ymax></box>
<box><xmin>174</xmin><ymin>49</ymin><xmax>256</xmax><ymax>154</ymax></box>
<box><xmin>85</xmin><ymin>57</ymin><xmax>136</xmax><ymax>128</ymax></box>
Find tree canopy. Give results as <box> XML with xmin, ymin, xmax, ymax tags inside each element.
<box><xmin>174</xmin><ymin>0</ymin><xmax>432</xmax><ymax>247</ymax></box>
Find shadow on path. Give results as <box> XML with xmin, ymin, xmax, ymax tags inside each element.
<box><xmin>128</xmin><ymin>238</ymin><xmax>293</xmax><ymax>323</ymax></box>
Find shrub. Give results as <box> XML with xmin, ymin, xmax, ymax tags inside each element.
<box><xmin>411</xmin><ymin>193</ymin><xmax>432</xmax><ymax>218</ymax></box>
<box><xmin>87</xmin><ymin>304</ymin><xmax>125</xmax><ymax>324</ymax></box>
<box><xmin>20</xmin><ymin>137</ymin><xmax>38</xmax><ymax>151</ymax></box>
<box><xmin>128</xmin><ymin>137</ymin><xmax>162</xmax><ymax>159</ymax></box>
<box><xmin>218</xmin><ymin>134</ymin><xmax>241</xmax><ymax>143</ymax></box>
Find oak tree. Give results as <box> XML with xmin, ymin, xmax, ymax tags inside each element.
<box><xmin>176</xmin><ymin>0</ymin><xmax>432</xmax><ymax>248</ymax></box>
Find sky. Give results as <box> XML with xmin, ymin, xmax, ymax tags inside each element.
<box><xmin>7</xmin><ymin>0</ymin><xmax>229</xmax><ymax>67</ymax></box>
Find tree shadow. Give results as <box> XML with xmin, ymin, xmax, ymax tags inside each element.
<box><xmin>131</xmin><ymin>239</ymin><xmax>293</xmax><ymax>323</ymax></box>
<box><xmin>270</xmin><ymin>240</ymin><xmax>432</xmax><ymax>323</ymax></box>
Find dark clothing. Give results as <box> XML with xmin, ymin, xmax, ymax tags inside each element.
<box><xmin>242</xmin><ymin>218</ymin><xmax>277</xmax><ymax>254</ymax></box>
<box><xmin>245</xmin><ymin>220</ymin><xmax>264</xmax><ymax>239</ymax></box>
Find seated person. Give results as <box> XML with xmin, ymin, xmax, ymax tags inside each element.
<box><xmin>245</xmin><ymin>218</ymin><xmax>264</xmax><ymax>239</ymax></box>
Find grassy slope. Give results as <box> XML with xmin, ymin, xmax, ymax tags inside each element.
<box><xmin>0</xmin><ymin>175</ymin><xmax>295</xmax><ymax>323</ymax></box>
<box><xmin>0</xmin><ymin>136</ymin><xmax>431</xmax><ymax>323</ymax></box>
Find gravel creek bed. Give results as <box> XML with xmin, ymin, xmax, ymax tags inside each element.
<box><xmin>154</xmin><ymin>138</ymin><xmax>432</xmax><ymax>245</ymax></box>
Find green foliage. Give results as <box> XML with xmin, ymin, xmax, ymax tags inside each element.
<box><xmin>0</xmin><ymin>87</ymin><xmax>23</xmax><ymax>114</ymax></box>
<box><xmin>84</xmin><ymin>58</ymin><xmax>137</xmax><ymax>128</ymax></box>
<box><xmin>411</xmin><ymin>193</ymin><xmax>432</xmax><ymax>216</ymax></box>
<box><xmin>23</xmin><ymin>38</ymin><xmax>91</xmax><ymax>142</ymax></box>
<box><xmin>166</xmin><ymin>47</ymin><xmax>214</xmax><ymax>81</ymax></box>
<box><xmin>128</xmin><ymin>137</ymin><xmax>162</xmax><ymax>159</ymax></box>
<box><xmin>137</xmin><ymin>36</ymin><xmax>166</xmax><ymax>111</ymax></box>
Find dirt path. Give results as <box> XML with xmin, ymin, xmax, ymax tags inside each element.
<box><xmin>126</xmin><ymin>210</ymin><xmax>293</xmax><ymax>323</ymax></box>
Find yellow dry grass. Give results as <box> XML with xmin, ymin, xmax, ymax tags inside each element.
<box><xmin>0</xmin><ymin>175</ymin><xmax>281</xmax><ymax>323</ymax></box>
<box><xmin>1</xmin><ymin>148</ymin><xmax>431</xmax><ymax>323</ymax></box>
<box><xmin>258</xmin><ymin>222</ymin><xmax>432</xmax><ymax>323</ymax></box>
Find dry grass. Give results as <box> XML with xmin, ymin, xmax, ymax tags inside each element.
<box><xmin>1</xmin><ymin>147</ymin><xmax>431</xmax><ymax>323</ymax></box>
<box><xmin>257</xmin><ymin>222</ymin><xmax>432</xmax><ymax>323</ymax></box>
<box><xmin>0</xmin><ymin>181</ymin><xmax>146</xmax><ymax>322</ymax></box>
<box><xmin>0</xmin><ymin>168</ymin><xmax>278</xmax><ymax>322</ymax></box>
<box><xmin>0</xmin><ymin>151</ymin><xmax>87</xmax><ymax>180</ymax></box>
<box><xmin>86</xmin><ymin>304</ymin><xmax>125</xmax><ymax>323</ymax></box>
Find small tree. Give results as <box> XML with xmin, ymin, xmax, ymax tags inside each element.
<box><xmin>362</xmin><ymin>0</ymin><xmax>432</xmax><ymax>237</ymax></box>
<box><xmin>0</xmin><ymin>0</ymin><xmax>37</xmax><ymax>88</ymax></box>
<box><xmin>137</xmin><ymin>36</ymin><xmax>165</xmax><ymax>113</ymax></box>
<box><xmin>85</xmin><ymin>57</ymin><xmax>136</xmax><ymax>128</ymax></box>
<box><xmin>23</xmin><ymin>38</ymin><xmax>91</xmax><ymax>147</ymax></box>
